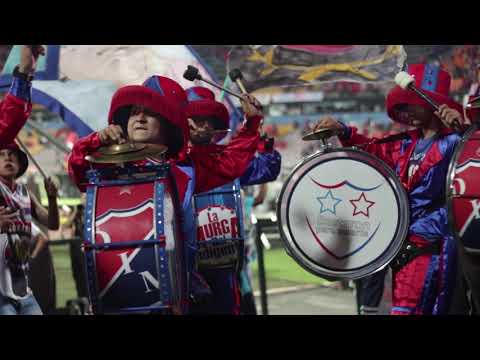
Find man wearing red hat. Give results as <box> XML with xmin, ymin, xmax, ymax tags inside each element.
<box><xmin>184</xmin><ymin>86</ymin><xmax>281</xmax><ymax>314</ymax></box>
<box><xmin>314</xmin><ymin>63</ymin><xmax>466</xmax><ymax>315</ymax></box>
<box><xmin>68</xmin><ymin>76</ymin><xmax>265</xmax><ymax>312</ymax></box>
<box><xmin>185</xmin><ymin>86</ymin><xmax>280</xmax><ymax>187</ymax></box>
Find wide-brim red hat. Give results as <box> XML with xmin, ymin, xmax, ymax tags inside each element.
<box><xmin>107</xmin><ymin>84</ymin><xmax>189</xmax><ymax>158</ymax></box>
<box><xmin>1</xmin><ymin>143</ymin><xmax>29</xmax><ymax>178</ymax></box>
<box><xmin>386</xmin><ymin>63</ymin><xmax>464</xmax><ymax>124</ymax></box>
<box><xmin>185</xmin><ymin>86</ymin><xmax>230</xmax><ymax>141</ymax></box>
<box><xmin>186</xmin><ymin>101</ymin><xmax>229</xmax><ymax>129</ymax></box>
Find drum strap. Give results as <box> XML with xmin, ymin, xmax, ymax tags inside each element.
<box><xmin>390</xmin><ymin>240</ymin><xmax>441</xmax><ymax>272</ymax></box>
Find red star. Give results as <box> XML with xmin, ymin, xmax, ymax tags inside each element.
<box><xmin>349</xmin><ymin>192</ymin><xmax>375</xmax><ymax>218</ymax></box>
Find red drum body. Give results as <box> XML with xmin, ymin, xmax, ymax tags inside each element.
<box><xmin>83</xmin><ymin>164</ymin><xmax>189</xmax><ymax>314</ymax></box>
<box><xmin>447</xmin><ymin>124</ymin><xmax>480</xmax><ymax>253</ymax></box>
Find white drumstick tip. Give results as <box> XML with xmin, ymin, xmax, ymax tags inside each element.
<box><xmin>395</xmin><ymin>71</ymin><xmax>415</xmax><ymax>89</ymax></box>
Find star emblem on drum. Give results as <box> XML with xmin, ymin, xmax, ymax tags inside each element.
<box><xmin>349</xmin><ymin>192</ymin><xmax>375</xmax><ymax>218</ymax></box>
<box><xmin>317</xmin><ymin>190</ymin><xmax>342</xmax><ymax>215</ymax></box>
<box><xmin>119</xmin><ymin>186</ymin><xmax>132</xmax><ymax>196</ymax></box>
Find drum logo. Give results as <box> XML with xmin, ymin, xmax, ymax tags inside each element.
<box><xmin>197</xmin><ymin>206</ymin><xmax>239</xmax><ymax>241</ymax></box>
<box><xmin>306</xmin><ymin>177</ymin><xmax>382</xmax><ymax>260</ymax></box>
<box><xmin>93</xmin><ymin>200</ymin><xmax>159</xmax><ymax>297</ymax></box>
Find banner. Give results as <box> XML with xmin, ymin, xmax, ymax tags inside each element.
<box><xmin>227</xmin><ymin>45</ymin><xmax>407</xmax><ymax>92</ymax></box>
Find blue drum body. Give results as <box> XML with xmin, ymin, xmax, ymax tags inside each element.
<box><xmin>193</xmin><ymin>179</ymin><xmax>245</xmax><ymax>271</ymax></box>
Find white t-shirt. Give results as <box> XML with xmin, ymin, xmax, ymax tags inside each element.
<box><xmin>0</xmin><ymin>180</ymin><xmax>33</xmax><ymax>300</ymax></box>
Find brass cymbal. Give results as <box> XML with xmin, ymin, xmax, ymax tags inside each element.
<box><xmin>97</xmin><ymin>142</ymin><xmax>146</xmax><ymax>155</ymax></box>
<box><xmin>85</xmin><ymin>143</ymin><xmax>168</xmax><ymax>163</ymax></box>
<box><xmin>302</xmin><ymin>128</ymin><xmax>342</xmax><ymax>141</ymax></box>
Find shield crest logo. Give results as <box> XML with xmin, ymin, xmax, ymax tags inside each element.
<box><xmin>280</xmin><ymin>153</ymin><xmax>407</xmax><ymax>278</ymax></box>
<box><xmin>94</xmin><ymin>199</ymin><xmax>155</xmax><ymax>295</ymax></box>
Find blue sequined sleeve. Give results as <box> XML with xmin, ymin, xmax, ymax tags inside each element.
<box><xmin>240</xmin><ymin>150</ymin><xmax>282</xmax><ymax>186</ymax></box>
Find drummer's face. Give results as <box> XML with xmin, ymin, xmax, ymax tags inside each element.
<box><xmin>0</xmin><ymin>149</ymin><xmax>20</xmax><ymax>179</ymax></box>
<box><xmin>127</xmin><ymin>106</ymin><xmax>166</xmax><ymax>144</ymax></box>
<box><xmin>189</xmin><ymin>117</ymin><xmax>215</xmax><ymax>144</ymax></box>
<box><xmin>396</xmin><ymin>104</ymin><xmax>434</xmax><ymax>128</ymax></box>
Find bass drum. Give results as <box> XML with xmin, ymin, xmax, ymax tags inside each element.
<box><xmin>277</xmin><ymin>147</ymin><xmax>409</xmax><ymax>280</ymax></box>
<box><xmin>446</xmin><ymin>124</ymin><xmax>480</xmax><ymax>253</ymax></box>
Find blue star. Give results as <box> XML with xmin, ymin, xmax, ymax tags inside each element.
<box><xmin>317</xmin><ymin>190</ymin><xmax>342</xmax><ymax>215</ymax></box>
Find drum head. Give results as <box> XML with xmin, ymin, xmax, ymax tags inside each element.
<box><xmin>277</xmin><ymin>148</ymin><xmax>409</xmax><ymax>280</ymax></box>
<box><xmin>447</xmin><ymin>124</ymin><xmax>480</xmax><ymax>252</ymax></box>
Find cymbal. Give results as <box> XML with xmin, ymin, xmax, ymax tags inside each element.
<box><xmin>97</xmin><ymin>142</ymin><xmax>146</xmax><ymax>155</ymax></box>
<box><xmin>302</xmin><ymin>128</ymin><xmax>342</xmax><ymax>141</ymax></box>
<box><xmin>85</xmin><ymin>143</ymin><xmax>168</xmax><ymax>163</ymax></box>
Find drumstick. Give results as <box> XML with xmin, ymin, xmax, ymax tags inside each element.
<box><xmin>395</xmin><ymin>72</ymin><xmax>462</xmax><ymax>130</ymax></box>
<box><xmin>16</xmin><ymin>138</ymin><xmax>48</xmax><ymax>180</ymax></box>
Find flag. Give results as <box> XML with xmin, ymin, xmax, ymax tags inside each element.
<box><xmin>226</xmin><ymin>45</ymin><xmax>407</xmax><ymax>92</ymax></box>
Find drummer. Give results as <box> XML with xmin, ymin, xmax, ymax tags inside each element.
<box><xmin>67</xmin><ymin>76</ymin><xmax>265</xmax><ymax>311</ymax></box>
<box><xmin>314</xmin><ymin>64</ymin><xmax>468</xmax><ymax>315</ymax></box>
<box><xmin>185</xmin><ymin>86</ymin><xmax>281</xmax><ymax>315</ymax></box>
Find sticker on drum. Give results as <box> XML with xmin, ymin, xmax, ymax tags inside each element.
<box><xmin>278</xmin><ymin>148</ymin><xmax>409</xmax><ymax>280</ymax></box>
<box><xmin>447</xmin><ymin>124</ymin><xmax>480</xmax><ymax>252</ymax></box>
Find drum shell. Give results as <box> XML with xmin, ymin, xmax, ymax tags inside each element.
<box><xmin>83</xmin><ymin>164</ymin><xmax>188</xmax><ymax>314</ymax></box>
<box><xmin>277</xmin><ymin>148</ymin><xmax>409</xmax><ymax>280</ymax></box>
<box><xmin>447</xmin><ymin>125</ymin><xmax>480</xmax><ymax>252</ymax></box>
<box><xmin>193</xmin><ymin>180</ymin><xmax>245</xmax><ymax>270</ymax></box>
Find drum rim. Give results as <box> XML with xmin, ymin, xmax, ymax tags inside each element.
<box><xmin>277</xmin><ymin>147</ymin><xmax>410</xmax><ymax>280</ymax></box>
<box><xmin>446</xmin><ymin>123</ymin><xmax>480</xmax><ymax>248</ymax></box>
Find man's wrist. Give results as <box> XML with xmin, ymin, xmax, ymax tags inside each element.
<box><xmin>13</xmin><ymin>66</ymin><xmax>34</xmax><ymax>82</ymax></box>
<box><xmin>338</xmin><ymin>121</ymin><xmax>352</xmax><ymax>140</ymax></box>
<box><xmin>245</xmin><ymin>115</ymin><xmax>263</xmax><ymax>131</ymax></box>
<box><xmin>9</xmin><ymin>69</ymin><xmax>33</xmax><ymax>102</ymax></box>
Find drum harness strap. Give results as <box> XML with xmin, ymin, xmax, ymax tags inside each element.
<box><xmin>391</xmin><ymin>197</ymin><xmax>444</xmax><ymax>272</ymax></box>
<box><xmin>390</xmin><ymin>239</ymin><xmax>441</xmax><ymax>272</ymax></box>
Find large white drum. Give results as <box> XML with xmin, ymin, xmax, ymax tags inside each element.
<box><xmin>277</xmin><ymin>148</ymin><xmax>409</xmax><ymax>280</ymax></box>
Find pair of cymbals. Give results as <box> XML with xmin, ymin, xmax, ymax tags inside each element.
<box><xmin>302</xmin><ymin>128</ymin><xmax>342</xmax><ymax>141</ymax></box>
<box><xmin>85</xmin><ymin>142</ymin><xmax>167</xmax><ymax>163</ymax></box>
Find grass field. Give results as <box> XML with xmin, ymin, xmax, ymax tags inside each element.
<box><xmin>251</xmin><ymin>247</ymin><xmax>334</xmax><ymax>291</ymax></box>
<box><xmin>50</xmin><ymin>245</ymin><xmax>78</xmax><ymax>308</ymax></box>
<box><xmin>48</xmin><ymin>244</ymin><xmax>334</xmax><ymax>309</ymax></box>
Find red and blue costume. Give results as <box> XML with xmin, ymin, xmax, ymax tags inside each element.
<box><xmin>185</xmin><ymin>86</ymin><xmax>280</xmax><ymax>314</ymax></box>
<box><xmin>0</xmin><ymin>74</ymin><xmax>32</xmax><ymax>145</ymax></box>
<box><xmin>68</xmin><ymin>76</ymin><xmax>262</xmax><ymax>311</ymax></box>
<box><xmin>340</xmin><ymin>64</ymin><xmax>463</xmax><ymax>315</ymax></box>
